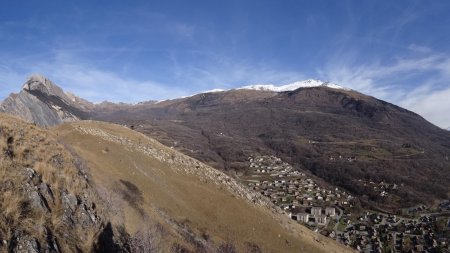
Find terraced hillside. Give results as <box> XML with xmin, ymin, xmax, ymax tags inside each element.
<box><xmin>54</xmin><ymin>120</ymin><xmax>354</xmax><ymax>253</ymax></box>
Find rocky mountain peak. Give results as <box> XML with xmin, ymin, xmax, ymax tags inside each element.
<box><xmin>1</xmin><ymin>75</ymin><xmax>90</xmax><ymax>127</ymax></box>
<box><xmin>22</xmin><ymin>74</ymin><xmax>69</xmax><ymax>100</ymax></box>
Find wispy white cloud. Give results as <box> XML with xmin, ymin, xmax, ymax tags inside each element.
<box><xmin>173</xmin><ymin>23</ymin><xmax>196</xmax><ymax>39</ymax></box>
<box><xmin>181</xmin><ymin>63</ymin><xmax>306</xmax><ymax>90</ymax></box>
<box><xmin>408</xmin><ymin>44</ymin><xmax>432</xmax><ymax>53</ymax></box>
<box><xmin>47</xmin><ymin>66</ymin><xmax>188</xmax><ymax>103</ymax></box>
<box><xmin>401</xmin><ymin>85</ymin><xmax>450</xmax><ymax>128</ymax></box>
<box><xmin>0</xmin><ymin>51</ymin><xmax>190</xmax><ymax>103</ymax></box>
<box><xmin>0</xmin><ymin>64</ymin><xmax>26</xmax><ymax>96</ymax></box>
<box><xmin>0</xmin><ymin>50</ymin><xmax>307</xmax><ymax>103</ymax></box>
<box><xmin>165</xmin><ymin>50</ymin><xmax>307</xmax><ymax>90</ymax></box>
<box><xmin>318</xmin><ymin>50</ymin><xmax>450</xmax><ymax>128</ymax></box>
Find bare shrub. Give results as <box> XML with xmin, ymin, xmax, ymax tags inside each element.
<box><xmin>171</xmin><ymin>243</ymin><xmax>193</xmax><ymax>253</ymax></box>
<box><xmin>217</xmin><ymin>242</ymin><xmax>238</xmax><ymax>253</ymax></box>
<box><xmin>96</xmin><ymin>185</ymin><xmax>125</xmax><ymax>222</ymax></box>
<box><xmin>244</xmin><ymin>242</ymin><xmax>263</xmax><ymax>253</ymax></box>
<box><xmin>128</xmin><ymin>230</ymin><xmax>159</xmax><ymax>253</ymax></box>
<box><xmin>128</xmin><ymin>219</ymin><xmax>160</xmax><ymax>253</ymax></box>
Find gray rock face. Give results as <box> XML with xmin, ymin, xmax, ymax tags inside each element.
<box><xmin>23</xmin><ymin>74</ymin><xmax>71</xmax><ymax>102</ymax></box>
<box><xmin>1</xmin><ymin>91</ymin><xmax>63</xmax><ymax>126</ymax></box>
<box><xmin>16</xmin><ymin>166</ymin><xmax>101</xmax><ymax>253</ymax></box>
<box><xmin>0</xmin><ymin>75</ymin><xmax>91</xmax><ymax>127</ymax></box>
<box><xmin>12</xmin><ymin>235</ymin><xmax>40</xmax><ymax>253</ymax></box>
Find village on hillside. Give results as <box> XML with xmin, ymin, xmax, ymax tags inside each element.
<box><xmin>239</xmin><ymin>155</ymin><xmax>450</xmax><ymax>253</ymax></box>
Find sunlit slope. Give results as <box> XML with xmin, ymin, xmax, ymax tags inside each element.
<box><xmin>55</xmin><ymin>120</ymin><xmax>354</xmax><ymax>253</ymax></box>
<box><xmin>0</xmin><ymin>113</ymin><xmax>125</xmax><ymax>252</ymax></box>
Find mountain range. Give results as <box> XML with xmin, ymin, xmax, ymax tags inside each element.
<box><xmin>1</xmin><ymin>74</ymin><xmax>449</xmax><ymax>252</ymax></box>
<box><xmin>0</xmin><ymin>76</ymin><xmax>358</xmax><ymax>253</ymax></box>
<box><xmin>2</xmin><ymin>75</ymin><xmax>449</xmax><ymax>210</ymax></box>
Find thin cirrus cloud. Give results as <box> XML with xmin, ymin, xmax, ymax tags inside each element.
<box><xmin>318</xmin><ymin>47</ymin><xmax>450</xmax><ymax>129</ymax></box>
<box><xmin>0</xmin><ymin>50</ymin><xmax>306</xmax><ymax>103</ymax></box>
<box><xmin>0</xmin><ymin>51</ymin><xmax>184</xmax><ymax>103</ymax></box>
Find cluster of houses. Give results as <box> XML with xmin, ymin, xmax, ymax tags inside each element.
<box><xmin>356</xmin><ymin>179</ymin><xmax>400</xmax><ymax>198</ymax></box>
<box><xmin>402</xmin><ymin>205</ymin><xmax>429</xmax><ymax>216</ymax></box>
<box><xmin>439</xmin><ymin>200</ymin><xmax>450</xmax><ymax>211</ymax></box>
<box><xmin>391</xmin><ymin>216</ymin><xmax>449</xmax><ymax>252</ymax></box>
<box><xmin>328</xmin><ymin>155</ymin><xmax>357</xmax><ymax>163</ymax></box>
<box><xmin>244</xmin><ymin>155</ymin><xmax>353</xmax><ymax>226</ymax></box>
<box><xmin>332</xmin><ymin>212</ymin><xmax>450</xmax><ymax>252</ymax></box>
<box><xmin>240</xmin><ymin>155</ymin><xmax>450</xmax><ymax>252</ymax></box>
<box><xmin>249</xmin><ymin>155</ymin><xmax>301</xmax><ymax>177</ymax></box>
<box><xmin>290</xmin><ymin>206</ymin><xmax>337</xmax><ymax>226</ymax></box>
<box><xmin>334</xmin><ymin>223</ymin><xmax>384</xmax><ymax>253</ymax></box>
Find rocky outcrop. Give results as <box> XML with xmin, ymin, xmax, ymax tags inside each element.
<box><xmin>0</xmin><ymin>114</ymin><xmax>128</xmax><ymax>253</ymax></box>
<box><xmin>0</xmin><ymin>75</ymin><xmax>92</xmax><ymax>127</ymax></box>
<box><xmin>22</xmin><ymin>75</ymin><xmax>70</xmax><ymax>101</ymax></box>
<box><xmin>1</xmin><ymin>91</ymin><xmax>64</xmax><ymax>126</ymax></box>
<box><xmin>6</xmin><ymin>165</ymin><xmax>108</xmax><ymax>253</ymax></box>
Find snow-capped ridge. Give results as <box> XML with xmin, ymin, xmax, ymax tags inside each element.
<box><xmin>239</xmin><ymin>79</ymin><xmax>348</xmax><ymax>92</ymax></box>
<box><xmin>166</xmin><ymin>79</ymin><xmax>349</xmax><ymax>102</ymax></box>
<box><xmin>204</xmin><ymin>88</ymin><xmax>226</xmax><ymax>93</ymax></box>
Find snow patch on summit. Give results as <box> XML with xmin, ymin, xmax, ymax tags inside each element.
<box><xmin>204</xmin><ymin>88</ymin><xmax>226</xmax><ymax>93</ymax></box>
<box><xmin>155</xmin><ymin>79</ymin><xmax>348</xmax><ymax>103</ymax></box>
<box><xmin>239</xmin><ymin>79</ymin><xmax>348</xmax><ymax>92</ymax></box>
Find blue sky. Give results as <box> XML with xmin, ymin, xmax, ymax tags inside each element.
<box><xmin>1</xmin><ymin>0</ymin><xmax>450</xmax><ymax>128</ymax></box>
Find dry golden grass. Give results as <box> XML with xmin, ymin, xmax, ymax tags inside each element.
<box><xmin>55</xmin><ymin>120</ymin><xmax>355</xmax><ymax>253</ymax></box>
<box><xmin>0</xmin><ymin>112</ymin><xmax>354</xmax><ymax>252</ymax></box>
<box><xmin>0</xmin><ymin>113</ymin><xmax>108</xmax><ymax>252</ymax></box>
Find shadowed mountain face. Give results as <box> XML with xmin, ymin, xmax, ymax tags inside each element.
<box><xmin>93</xmin><ymin>88</ymin><xmax>450</xmax><ymax>209</ymax></box>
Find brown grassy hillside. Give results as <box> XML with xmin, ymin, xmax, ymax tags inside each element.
<box><xmin>55</xmin><ymin>120</ymin><xmax>354</xmax><ymax>253</ymax></box>
<box><xmin>0</xmin><ymin>113</ymin><xmax>126</xmax><ymax>253</ymax></box>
